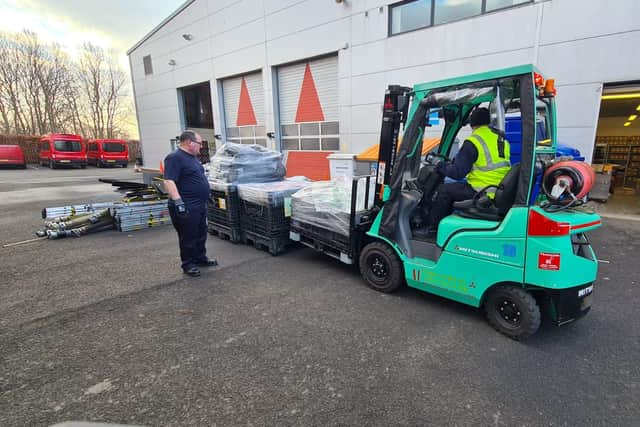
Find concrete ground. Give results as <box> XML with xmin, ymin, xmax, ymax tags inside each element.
<box><xmin>589</xmin><ymin>189</ymin><xmax>640</xmax><ymax>219</ymax></box>
<box><xmin>1</xmin><ymin>165</ymin><xmax>639</xmax><ymax>426</ymax></box>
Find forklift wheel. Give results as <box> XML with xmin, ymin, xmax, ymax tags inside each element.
<box><xmin>359</xmin><ymin>242</ymin><xmax>404</xmax><ymax>293</ymax></box>
<box><xmin>484</xmin><ymin>285</ymin><xmax>541</xmax><ymax>340</ymax></box>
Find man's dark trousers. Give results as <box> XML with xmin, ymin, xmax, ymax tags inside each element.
<box><xmin>428</xmin><ymin>182</ymin><xmax>477</xmax><ymax>228</ymax></box>
<box><xmin>168</xmin><ymin>202</ymin><xmax>207</xmax><ymax>271</ymax></box>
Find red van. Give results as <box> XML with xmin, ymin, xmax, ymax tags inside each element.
<box><xmin>87</xmin><ymin>139</ymin><xmax>129</xmax><ymax>168</ymax></box>
<box><xmin>0</xmin><ymin>145</ymin><xmax>26</xmax><ymax>168</ymax></box>
<box><xmin>39</xmin><ymin>133</ymin><xmax>87</xmax><ymax>168</ymax></box>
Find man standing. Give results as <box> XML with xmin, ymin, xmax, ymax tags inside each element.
<box><xmin>426</xmin><ymin>107</ymin><xmax>511</xmax><ymax>233</ymax></box>
<box><xmin>164</xmin><ymin>130</ymin><xmax>217</xmax><ymax>277</ymax></box>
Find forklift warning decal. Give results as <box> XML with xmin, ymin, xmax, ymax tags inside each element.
<box><xmin>538</xmin><ymin>252</ymin><xmax>561</xmax><ymax>270</ymax></box>
<box><xmin>412</xmin><ymin>269</ymin><xmax>468</xmax><ymax>294</ymax></box>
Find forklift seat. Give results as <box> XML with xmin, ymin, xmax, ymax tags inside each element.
<box><xmin>453</xmin><ymin>163</ymin><xmax>521</xmax><ymax>221</ymax></box>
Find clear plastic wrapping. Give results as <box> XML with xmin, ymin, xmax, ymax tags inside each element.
<box><xmin>209</xmin><ymin>179</ymin><xmax>236</xmax><ymax>192</ymax></box>
<box><xmin>431</xmin><ymin>86</ymin><xmax>495</xmax><ymax>106</ymax></box>
<box><xmin>237</xmin><ymin>178</ymin><xmax>311</xmax><ymax>207</ymax></box>
<box><xmin>208</xmin><ymin>142</ymin><xmax>286</xmax><ymax>183</ymax></box>
<box><xmin>290</xmin><ymin>176</ymin><xmax>375</xmax><ymax>236</ymax></box>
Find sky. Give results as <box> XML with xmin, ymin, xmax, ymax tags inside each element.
<box><xmin>0</xmin><ymin>0</ymin><xmax>185</xmax><ymax>71</ymax></box>
<box><xmin>0</xmin><ymin>0</ymin><xmax>186</xmax><ymax>137</ymax></box>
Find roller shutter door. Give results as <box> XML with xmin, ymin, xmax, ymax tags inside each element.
<box><xmin>277</xmin><ymin>55</ymin><xmax>339</xmax><ymax>151</ymax></box>
<box><xmin>222</xmin><ymin>71</ymin><xmax>266</xmax><ymax>146</ymax></box>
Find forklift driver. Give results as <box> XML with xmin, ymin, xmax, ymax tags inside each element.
<box><xmin>424</xmin><ymin>107</ymin><xmax>511</xmax><ymax>235</ymax></box>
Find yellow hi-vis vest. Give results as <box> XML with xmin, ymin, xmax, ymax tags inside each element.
<box><xmin>466</xmin><ymin>125</ymin><xmax>511</xmax><ymax>197</ymax></box>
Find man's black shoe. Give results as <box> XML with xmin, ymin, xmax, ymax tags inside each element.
<box><xmin>183</xmin><ymin>266</ymin><xmax>201</xmax><ymax>277</ymax></box>
<box><xmin>197</xmin><ymin>258</ymin><xmax>218</xmax><ymax>267</ymax></box>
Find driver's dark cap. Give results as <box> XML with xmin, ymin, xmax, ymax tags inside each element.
<box><xmin>468</xmin><ymin>107</ymin><xmax>491</xmax><ymax>127</ymax></box>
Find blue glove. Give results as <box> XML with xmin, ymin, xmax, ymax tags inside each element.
<box><xmin>173</xmin><ymin>198</ymin><xmax>189</xmax><ymax>217</ymax></box>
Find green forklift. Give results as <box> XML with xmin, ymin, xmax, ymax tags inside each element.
<box><xmin>358</xmin><ymin>65</ymin><xmax>601</xmax><ymax>340</ymax></box>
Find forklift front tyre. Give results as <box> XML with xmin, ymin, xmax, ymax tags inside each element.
<box><xmin>484</xmin><ymin>284</ymin><xmax>541</xmax><ymax>340</ymax></box>
<box><xmin>359</xmin><ymin>242</ymin><xmax>404</xmax><ymax>293</ymax></box>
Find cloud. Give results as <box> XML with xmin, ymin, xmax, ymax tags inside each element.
<box><xmin>0</xmin><ymin>0</ymin><xmax>184</xmax><ymax>138</ymax></box>
<box><xmin>0</xmin><ymin>0</ymin><xmax>184</xmax><ymax>61</ymax></box>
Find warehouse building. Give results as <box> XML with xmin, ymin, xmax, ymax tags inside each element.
<box><xmin>128</xmin><ymin>0</ymin><xmax>640</xmax><ymax>193</ymax></box>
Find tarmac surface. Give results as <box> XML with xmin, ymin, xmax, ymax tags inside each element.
<box><xmin>1</xmin><ymin>165</ymin><xmax>639</xmax><ymax>426</ymax></box>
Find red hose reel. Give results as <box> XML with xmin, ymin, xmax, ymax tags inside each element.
<box><xmin>542</xmin><ymin>160</ymin><xmax>595</xmax><ymax>205</ymax></box>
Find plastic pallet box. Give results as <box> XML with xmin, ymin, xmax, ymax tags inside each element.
<box><xmin>208</xmin><ymin>181</ymin><xmax>240</xmax><ymax>226</ymax></box>
<box><xmin>207</xmin><ymin>181</ymin><xmax>242</xmax><ymax>241</ymax></box>
<box><xmin>242</xmin><ymin>229</ymin><xmax>291</xmax><ymax>256</ymax></box>
<box><xmin>288</xmin><ymin>176</ymin><xmax>376</xmax><ymax>265</ymax></box>
<box><xmin>237</xmin><ymin>180</ymin><xmax>310</xmax><ymax>237</ymax></box>
<box><xmin>239</xmin><ymin>198</ymin><xmax>290</xmax><ymax>237</ymax></box>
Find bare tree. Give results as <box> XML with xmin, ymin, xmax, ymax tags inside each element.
<box><xmin>0</xmin><ymin>30</ymin><xmax>132</xmax><ymax>139</ymax></box>
<box><xmin>77</xmin><ymin>42</ymin><xmax>131</xmax><ymax>139</ymax></box>
<box><xmin>0</xmin><ymin>32</ymin><xmax>28</xmax><ymax>133</ymax></box>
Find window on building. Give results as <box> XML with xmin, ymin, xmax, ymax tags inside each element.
<box><xmin>226</xmin><ymin>125</ymin><xmax>267</xmax><ymax>147</ymax></box>
<box><xmin>389</xmin><ymin>0</ymin><xmax>532</xmax><ymax>35</ymax></box>
<box><xmin>180</xmin><ymin>82</ymin><xmax>214</xmax><ymax>129</ymax></box>
<box><xmin>277</xmin><ymin>56</ymin><xmax>340</xmax><ymax>152</ymax></box>
<box><xmin>434</xmin><ymin>0</ymin><xmax>481</xmax><ymax>25</ymax></box>
<box><xmin>485</xmin><ymin>0</ymin><xmax>530</xmax><ymax>12</ymax></box>
<box><xmin>390</xmin><ymin>0</ymin><xmax>432</xmax><ymax>34</ymax></box>
<box><xmin>281</xmin><ymin>121</ymin><xmax>340</xmax><ymax>151</ymax></box>
<box><xmin>143</xmin><ymin>55</ymin><xmax>153</xmax><ymax>75</ymax></box>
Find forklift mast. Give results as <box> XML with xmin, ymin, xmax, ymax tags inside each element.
<box><xmin>374</xmin><ymin>85</ymin><xmax>412</xmax><ymax>207</ymax></box>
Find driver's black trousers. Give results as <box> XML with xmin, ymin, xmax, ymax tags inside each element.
<box><xmin>428</xmin><ymin>182</ymin><xmax>476</xmax><ymax>228</ymax></box>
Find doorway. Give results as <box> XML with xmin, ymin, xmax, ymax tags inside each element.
<box><xmin>592</xmin><ymin>83</ymin><xmax>640</xmax><ymax>215</ymax></box>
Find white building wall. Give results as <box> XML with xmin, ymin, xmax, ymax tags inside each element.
<box><xmin>130</xmin><ymin>0</ymin><xmax>640</xmax><ymax>169</ymax></box>
<box><xmin>537</xmin><ymin>0</ymin><xmax>640</xmax><ymax>159</ymax></box>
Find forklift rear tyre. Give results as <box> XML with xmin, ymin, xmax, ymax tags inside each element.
<box><xmin>484</xmin><ymin>285</ymin><xmax>541</xmax><ymax>340</ymax></box>
<box><xmin>359</xmin><ymin>242</ymin><xmax>404</xmax><ymax>293</ymax></box>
